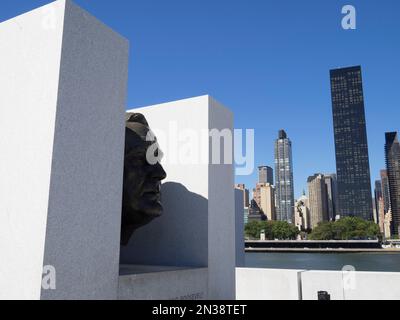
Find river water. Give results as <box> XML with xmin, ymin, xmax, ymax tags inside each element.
<box><xmin>245</xmin><ymin>252</ymin><xmax>400</xmax><ymax>272</ymax></box>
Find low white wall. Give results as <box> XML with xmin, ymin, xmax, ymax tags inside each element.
<box><xmin>301</xmin><ymin>271</ymin><xmax>344</xmax><ymax>300</ymax></box>
<box><xmin>236</xmin><ymin>268</ymin><xmax>304</xmax><ymax>300</ymax></box>
<box><xmin>118</xmin><ymin>267</ymin><xmax>208</xmax><ymax>300</ymax></box>
<box><xmin>302</xmin><ymin>270</ymin><xmax>400</xmax><ymax>300</ymax></box>
<box><xmin>236</xmin><ymin>268</ymin><xmax>400</xmax><ymax>300</ymax></box>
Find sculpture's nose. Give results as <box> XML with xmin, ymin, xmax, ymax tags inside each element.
<box><xmin>152</xmin><ymin>162</ymin><xmax>167</xmax><ymax>181</ymax></box>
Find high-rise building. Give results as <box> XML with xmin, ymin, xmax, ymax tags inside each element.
<box><xmin>308</xmin><ymin>174</ymin><xmax>329</xmax><ymax>229</ymax></box>
<box><xmin>259</xmin><ymin>183</ymin><xmax>276</xmax><ymax>221</ymax></box>
<box><xmin>274</xmin><ymin>130</ymin><xmax>295</xmax><ymax>223</ymax></box>
<box><xmin>235</xmin><ymin>184</ymin><xmax>250</xmax><ymax>208</ymax></box>
<box><xmin>380</xmin><ymin>170</ymin><xmax>391</xmax><ymax>214</ymax></box>
<box><xmin>330</xmin><ymin>66</ymin><xmax>373</xmax><ymax>220</ymax></box>
<box><xmin>378</xmin><ymin>197</ymin><xmax>385</xmax><ymax>233</ymax></box>
<box><xmin>324</xmin><ymin>174</ymin><xmax>338</xmax><ymax>221</ymax></box>
<box><xmin>385</xmin><ymin>210</ymin><xmax>393</xmax><ymax>239</ymax></box>
<box><xmin>295</xmin><ymin>194</ymin><xmax>311</xmax><ymax>231</ymax></box>
<box><xmin>252</xmin><ymin>183</ymin><xmax>263</xmax><ymax>209</ymax></box>
<box><xmin>258</xmin><ymin>166</ymin><xmax>274</xmax><ymax>185</ymax></box>
<box><xmin>244</xmin><ymin>207</ymin><xmax>249</xmax><ymax>225</ymax></box>
<box><xmin>235</xmin><ymin>184</ymin><xmax>250</xmax><ymax>226</ymax></box>
<box><xmin>385</xmin><ymin>132</ymin><xmax>400</xmax><ymax>235</ymax></box>
<box><xmin>374</xmin><ymin>180</ymin><xmax>383</xmax><ymax>224</ymax></box>
<box><xmin>372</xmin><ymin>198</ymin><xmax>377</xmax><ymax>225</ymax></box>
<box><xmin>248</xmin><ymin>199</ymin><xmax>265</xmax><ymax>222</ymax></box>
<box><xmin>253</xmin><ymin>183</ymin><xmax>275</xmax><ymax>221</ymax></box>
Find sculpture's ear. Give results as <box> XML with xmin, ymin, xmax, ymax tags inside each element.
<box><xmin>126</xmin><ymin>113</ymin><xmax>149</xmax><ymax>127</ymax></box>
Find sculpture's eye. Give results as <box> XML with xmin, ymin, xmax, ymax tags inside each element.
<box><xmin>154</xmin><ymin>148</ymin><xmax>164</xmax><ymax>160</ymax></box>
<box><xmin>144</xmin><ymin>143</ymin><xmax>164</xmax><ymax>166</ymax></box>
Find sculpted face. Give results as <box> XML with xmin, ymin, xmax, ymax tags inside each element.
<box><xmin>121</xmin><ymin>113</ymin><xmax>167</xmax><ymax>245</ymax></box>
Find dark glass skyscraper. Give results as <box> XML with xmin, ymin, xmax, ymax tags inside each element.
<box><xmin>385</xmin><ymin>132</ymin><xmax>400</xmax><ymax>235</ymax></box>
<box><xmin>374</xmin><ymin>180</ymin><xmax>383</xmax><ymax>224</ymax></box>
<box><xmin>324</xmin><ymin>174</ymin><xmax>338</xmax><ymax>221</ymax></box>
<box><xmin>380</xmin><ymin>169</ymin><xmax>391</xmax><ymax>214</ymax></box>
<box><xmin>330</xmin><ymin>66</ymin><xmax>373</xmax><ymax>220</ymax></box>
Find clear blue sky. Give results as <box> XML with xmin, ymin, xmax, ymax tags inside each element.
<box><xmin>2</xmin><ymin>0</ymin><xmax>400</xmax><ymax>198</ymax></box>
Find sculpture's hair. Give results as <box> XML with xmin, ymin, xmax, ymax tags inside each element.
<box><xmin>126</xmin><ymin>113</ymin><xmax>149</xmax><ymax>127</ymax></box>
<box><xmin>125</xmin><ymin>113</ymin><xmax>152</xmax><ymax>149</ymax></box>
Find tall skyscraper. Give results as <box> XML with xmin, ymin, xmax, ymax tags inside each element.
<box><xmin>295</xmin><ymin>194</ymin><xmax>311</xmax><ymax>231</ymax></box>
<box><xmin>384</xmin><ymin>210</ymin><xmax>393</xmax><ymax>239</ymax></box>
<box><xmin>308</xmin><ymin>174</ymin><xmax>329</xmax><ymax>229</ymax></box>
<box><xmin>259</xmin><ymin>183</ymin><xmax>276</xmax><ymax>221</ymax></box>
<box><xmin>252</xmin><ymin>183</ymin><xmax>263</xmax><ymax>210</ymax></box>
<box><xmin>253</xmin><ymin>182</ymin><xmax>275</xmax><ymax>220</ymax></box>
<box><xmin>235</xmin><ymin>184</ymin><xmax>250</xmax><ymax>208</ymax></box>
<box><xmin>330</xmin><ymin>66</ymin><xmax>373</xmax><ymax>220</ymax></box>
<box><xmin>380</xmin><ymin>169</ymin><xmax>391</xmax><ymax>214</ymax></box>
<box><xmin>244</xmin><ymin>207</ymin><xmax>249</xmax><ymax>225</ymax></box>
<box><xmin>274</xmin><ymin>130</ymin><xmax>295</xmax><ymax>223</ymax></box>
<box><xmin>378</xmin><ymin>197</ymin><xmax>385</xmax><ymax>233</ymax></box>
<box><xmin>235</xmin><ymin>184</ymin><xmax>250</xmax><ymax>228</ymax></box>
<box><xmin>248</xmin><ymin>199</ymin><xmax>265</xmax><ymax>222</ymax></box>
<box><xmin>324</xmin><ymin>174</ymin><xmax>338</xmax><ymax>221</ymax></box>
<box><xmin>258</xmin><ymin>166</ymin><xmax>274</xmax><ymax>185</ymax></box>
<box><xmin>385</xmin><ymin>132</ymin><xmax>400</xmax><ymax>235</ymax></box>
<box><xmin>374</xmin><ymin>180</ymin><xmax>383</xmax><ymax>224</ymax></box>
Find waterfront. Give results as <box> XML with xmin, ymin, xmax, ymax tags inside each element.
<box><xmin>245</xmin><ymin>252</ymin><xmax>400</xmax><ymax>272</ymax></box>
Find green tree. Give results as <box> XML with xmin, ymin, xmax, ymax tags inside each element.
<box><xmin>271</xmin><ymin>221</ymin><xmax>299</xmax><ymax>240</ymax></box>
<box><xmin>244</xmin><ymin>221</ymin><xmax>264</xmax><ymax>239</ymax></box>
<box><xmin>309</xmin><ymin>217</ymin><xmax>381</xmax><ymax>240</ymax></box>
<box><xmin>308</xmin><ymin>222</ymin><xmax>335</xmax><ymax>240</ymax></box>
<box><xmin>263</xmin><ymin>221</ymin><xmax>274</xmax><ymax>240</ymax></box>
<box><xmin>244</xmin><ymin>220</ymin><xmax>299</xmax><ymax>240</ymax></box>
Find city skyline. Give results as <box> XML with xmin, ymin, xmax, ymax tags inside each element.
<box><xmin>1</xmin><ymin>1</ymin><xmax>399</xmax><ymax>198</ymax></box>
<box><xmin>240</xmin><ymin>63</ymin><xmax>397</xmax><ymax>204</ymax></box>
<box><xmin>245</xmin><ymin>65</ymin><xmax>393</xmax><ymax>228</ymax></box>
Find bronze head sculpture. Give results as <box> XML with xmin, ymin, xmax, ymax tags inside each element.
<box><xmin>121</xmin><ymin>113</ymin><xmax>167</xmax><ymax>245</ymax></box>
